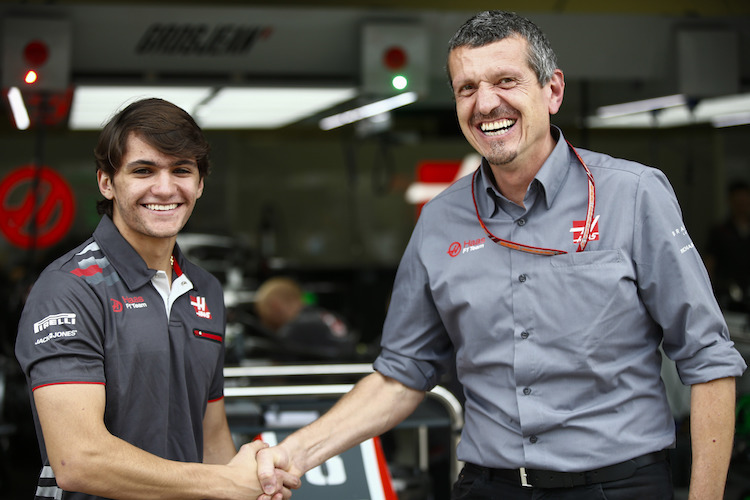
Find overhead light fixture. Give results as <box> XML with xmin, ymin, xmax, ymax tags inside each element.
<box><xmin>195</xmin><ymin>87</ymin><xmax>357</xmax><ymax>129</ymax></box>
<box><xmin>587</xmin><ymin>93</ymin><xmax>750</xmax><ymax>129</ymax></box>
<box><xmin>712</xmin><ymin>112</ymin><xmax>750</xmax><ymax>128</ymax></box>
<box><xmin>7</xmin><ymin>87</ymin><xmax>30</xmax><ymax>130</ymax></box>
<box><xmin>69</xmin><ymin>85</ymin><xmax>357</xmax><ymax>130</ymax></box>
<box><xmin>319</xmin><ymin>91</ymin><xmax>418</xmax><ymax>131</ymax></box>
<box><xmin>596</xmin><ymin>94</ymin><xmax>686</xmax><ymax>118</ymax></box>
<box><xmin>70</xmin><ymin>86</ymin><xmax>214</xmax><ymax>129</ymax></box>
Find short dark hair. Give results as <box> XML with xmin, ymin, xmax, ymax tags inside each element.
<box><xmin>447</xmin><ymin>11</ymin><xmax>558</xmax><ymax>87</ymax></box>
<box><xmin>94</xmin><ymin>98</ymin><xmax>211</xmax><ymax>217</ymax></box>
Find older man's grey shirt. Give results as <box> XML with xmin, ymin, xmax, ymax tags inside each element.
<box><xmin>374</xmin><ymin>127</ymin><xmax>746</xmax><ymax>471</ymax></box>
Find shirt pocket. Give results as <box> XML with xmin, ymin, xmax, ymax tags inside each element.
<box><xmin>541</xmin><ymin>248</ymin><xmax>636</xmax><ymax>332</ymax></box>
<box><xmin>549</xmin><ymin>248</ymin><xmax>624</xmax><ymax>268</ymax></box>
<box><xmin>539</xmin><ymin>249</ymin><xmax>641</xmax><ymax>397</ymax></box>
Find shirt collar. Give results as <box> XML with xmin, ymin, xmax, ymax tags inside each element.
<box><xmin>476</xmin><ymin>126</ymin><xmax>575</xmax><ymax>216</ymax></box>
<box><xmin>92</xmin><ymin>215</ymin><xmax>187</xmax><ymax>292</ymax></box>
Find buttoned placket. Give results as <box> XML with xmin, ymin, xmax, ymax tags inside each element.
<box><xmin>499</xmin><ymin>186</ymin><xmax>545</xmax><ymax>458</ymax></box>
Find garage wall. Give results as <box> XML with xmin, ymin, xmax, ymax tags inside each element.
<box><xmin>0</xmin><ymin>122</ymin><xmax>741</xmax><ymax>274</ymax></box>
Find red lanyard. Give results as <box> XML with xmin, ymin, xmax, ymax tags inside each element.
<box><xmin>471</xmin><ymin>140</ymin><xmax>595</xmax><ymax>256</ymax></box>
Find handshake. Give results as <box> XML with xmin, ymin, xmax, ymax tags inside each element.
<box><xmin>223</xmin><ymin>438</ymin><xmax>301</xmax><ymax>499</ymax></box>
<box><xmin>224</xmin><ymin>372</ymin><xmax>426</xmax><ymax>499</ymax></box>
<box><xmin>223</xmin><ymin>438</ymin><xmax>302</xmax><ymax>500</ymax></box>
<box><xmin>249</xmin><ymin>439</ymin><xmax>301</xmax><ymax>500</ymax></box>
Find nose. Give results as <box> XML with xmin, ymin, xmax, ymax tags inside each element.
<box><xmin>475</xmin><ymin>83</ymin><xmax>501</xmax><ymax>116</ymax></box>
<box><xmin>151</xmin><ymin>170</ymin><xmax>177</xmax><ymax>196</ymax></box>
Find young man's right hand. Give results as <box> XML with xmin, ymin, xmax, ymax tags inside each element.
<box><xmin>255</xmin><ymin>443</ymin><xmax>302</xmax><ymax>500</ymax></box>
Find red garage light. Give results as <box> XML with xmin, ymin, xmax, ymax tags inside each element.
<box><xmin>383</xmin><ymin>46</ymin><xmax>407</xmax><ymax>70</ymax></box>
<box><xmin>22</xmin><ymin>40</ymin><xmax>49</xmax><ymax>86</ymax></box>
<box><xmin>24</xmin><ymin>40</ymin><xmax>49</xmax><ymax>66</ymax></box>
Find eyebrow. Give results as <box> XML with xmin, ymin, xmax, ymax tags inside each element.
<box><xmin>124</xmin><ymin>158</ymin><xmax>198</xmax><ymax>168</ymax></box>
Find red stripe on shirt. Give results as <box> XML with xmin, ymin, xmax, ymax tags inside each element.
<box><xmin>193</xmin><ymin>330</ymin><xmax>223</xmax><ymax>343</ymax></box>
<box><xmin>71</xmin><ymin>265</ymin><xmax>103</xmax><ymax>277</ymax></box>
<box><xmin>32</xmin><ymin>381</ymin><xmax>105</xmax><ymax>391</ymax></box>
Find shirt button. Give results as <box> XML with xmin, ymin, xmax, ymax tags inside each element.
<box><xmin>517</xmin><ymin>218</ymin><xmax>526</xmax><ymax>226</ymax></box>
<box><xmin>521</xmin><ymin>331</ymin><xmax>530</xmax><ymax>339</ymax></box>
<box><xmin>529</xmin><ymin>435</ymin><xmax>538</xmax><ymax>444</ymax></box>
<box><xmin>523</xmin><ymin>387</ymin><xmax>532</xmax><ymax>395</ymax></box>
<box><xmin>518</xmin><ymin>274</ymin><xmax>527</xmax><ymax>283</ymax></box>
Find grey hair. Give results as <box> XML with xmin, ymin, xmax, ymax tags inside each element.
<box><xmin>447</xmin><ymin>11</ymin><xmax>558</xmax><ymax>87</ymax></box>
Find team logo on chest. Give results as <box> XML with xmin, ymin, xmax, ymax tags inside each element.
<box><xmin>447</xmin><ymin>237</ymin><xmax>486</xmax><ymax>258</ymax></box>
<box><xmin>570</xmin><ymin>215</ymin><xmax>601</xmax><ymax>244</ymax></box>
<box><xmin>190</xmin><ymin>295</ymin><xmax>212</xmax><ymax>319</ymax></box>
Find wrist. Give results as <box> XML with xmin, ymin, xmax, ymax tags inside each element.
<box><xmin>278</xmin><ymin>436</ymin><xmax>307</xmax><ymax>477</ymax></box>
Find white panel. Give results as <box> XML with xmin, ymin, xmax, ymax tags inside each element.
<box><xmin>2</xmin><ymin>16</ymin><xmax>71</xmax><ymax>90</ymax></box>
<box><xmin>361</xmin><ymin>23</ymin><xmax>429</xmax><ymax>96</ymax></box>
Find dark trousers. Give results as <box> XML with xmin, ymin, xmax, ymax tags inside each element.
<box><xmin>451</xmin><ymin>459</ymin><xmax>673</xmax><ymax>500</ymax></box>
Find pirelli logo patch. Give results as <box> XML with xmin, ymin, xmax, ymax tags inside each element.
<box><xmin>34</xmin><ymin>313</ymin><xmax>75</xmax><ymax>333</ymax></box>
<box><xmin>33</xmin><ymin>313</ymin><xmax>78</xmax><ymax>345</ymax></box>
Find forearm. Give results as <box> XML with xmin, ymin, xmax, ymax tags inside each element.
<box><xmin>281</xmin><ymin>372</ymin><xmax>425</xmax><ymax>475</ymax></box>
<box><xmin>36</xmin><ymin>384</ymin><xmax>262</xmax><ymax>500</ymax></box>
<box><xmin>50</xmin><ymin>431</ymin><xmax>247</xmax><ymax>500</ymax></box>
<box><xmin>203</xmin><ymin>398</ymin><xmax>238</xmax><ymax>465</ymax></box>
<box><xmin>688</xmin><ymin>377</ymin><xmax>736</xmax><ymax>500</ymax></box>
<box><xmin>204</xmin><ymin>430</ymin><xmax>238</xmax><ymax>466</ymax></box>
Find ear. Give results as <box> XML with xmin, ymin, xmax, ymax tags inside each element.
<box><xmin>97</xmin><ymin>170</ymin><xmax>114</xmax><ymax>200</ymax></box>
<box><xmin>547</xmin><ymin>69</ymin><xmax>565</xmax><ymax>115</ymax></box>
<box><xmin>196</xmin><ymin>177</ymin><xmax>204</xmax><ymax>199</ymax></box>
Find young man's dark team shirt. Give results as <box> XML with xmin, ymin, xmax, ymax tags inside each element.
<box><xmin>16</xmin><ymin>216</ymin><xmax>227</xmax><ymax>500</ymax></box>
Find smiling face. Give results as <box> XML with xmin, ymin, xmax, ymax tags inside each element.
<box><xmin>448</xmin><ymin>36</ymin><xmax>564</xmax><ymax>174</ymax></box>
<box><xmin>97</xmin><ymin>132</ymin><xmax>204</xmax><ymax>252</ymax></box>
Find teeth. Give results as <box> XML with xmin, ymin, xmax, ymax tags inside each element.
<box><xmin>145</xmin><ymin>204</ymin><xmax>178</xmax><ymax>211</ymax></box>
<box><xmin>480</xmin><ymin>119</ymin><xmax>516</xmax><ymax>135</ymax></box>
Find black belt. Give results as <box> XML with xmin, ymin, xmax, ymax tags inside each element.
<box><xmin>465</xmin><ymin>450</ymin><xmax>668</xmax><ymax>489</ymax></box>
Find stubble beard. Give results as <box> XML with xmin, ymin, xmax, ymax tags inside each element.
<box><xmin>470</xmin><ymin>108</ymin><xmax>519</xmax><ymax>167</ymax></box>
<box><xmin>484</xmin><ymin>140</ymin><xmax>518</xmax><ymax>168</ymax></box>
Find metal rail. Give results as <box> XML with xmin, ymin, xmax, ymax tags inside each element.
<box><xmin>224</xmin><ymin>363</ymin><xmax>375</xmax><ymax>378</ymax></box>
<box><xmin>223</xmin><ymin>364</ymin><xmax>465</xmax><ymax>480</ymax></box>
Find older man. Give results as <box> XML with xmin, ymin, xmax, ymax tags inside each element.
<box><xmin>257</xmin><ymin>11</ymin><xmax>746</xmax><ymax>500</ymax></box>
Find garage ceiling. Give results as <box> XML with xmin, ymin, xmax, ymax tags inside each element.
<box><xmin>24</xmin><ymin>0</ymin><xmax>750</xmax><ymax>16</ymax></box>
<box><xmin>2</xmin><ymin>0</ymin><xmax>749</xmax><ymax>134</ymax></box>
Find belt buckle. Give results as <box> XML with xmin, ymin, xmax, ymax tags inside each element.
<box><xmin>519</xmin><ymin>467</ymin><xmax>533</xmax><ymax>487</ymax></box>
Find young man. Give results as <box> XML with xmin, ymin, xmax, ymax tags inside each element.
<box><xmin>15</xmin><ymin>98</ymin><xmax>293</xmax><ymax>500</ymax></box>
<box><xmin>256</xmin><ymin>11</ymin><xmax>746</xmax><ymax>500</ymax></box>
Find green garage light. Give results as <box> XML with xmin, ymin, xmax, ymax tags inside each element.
<box><xmin>391</xmin><ymin>75</ymin><xmax>408</xmax><ymax>91</ymax></box>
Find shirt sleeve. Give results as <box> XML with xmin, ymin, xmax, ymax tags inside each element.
<box><xmin>15</xmin><ymin>269</ymin><xmax>106</xmax><ymax>390</ymax></box>
<box><xmin>373</xmin><ymin>216</ymin><xmax>454</xmax><ymax>391</ymax></box>
<box><xmin>633</xmin><ymin>169</ymin><xmax>747</xmax><ymax>384</ymax></box>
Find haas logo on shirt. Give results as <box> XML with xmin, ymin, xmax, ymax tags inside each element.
<box><xmin>570</xmin><ymin>215</ymin><xmax>601</xmax><ymax>244</ymax></box>
<box><xmin>190</xmin><ymin>295</ymin><xmax>212</xmax><ymax>319</ymax></box>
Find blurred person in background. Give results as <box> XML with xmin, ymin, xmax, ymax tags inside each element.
<box><xmin>254</xmin><ymin>276</ymin><xmax>358</xmax><ymax>362</ymax></box>
<box><xmin>704</xmin><ymin>179</ymin><xmax>750</xmax><ymax>313</ymax></box>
